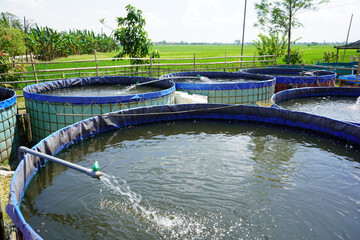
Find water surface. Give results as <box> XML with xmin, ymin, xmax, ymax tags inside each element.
<box><xmin>21</xmin><ymin>121</ymin><xmax>360</xmax><ymax>239</ymax></box>
<box><xmin>38</xmin><ymin>85</ymin><xmax>164</xmax><ymax>97</ymax></box>
<box><xmin>278</xmin><ymin>96</ymin><xmax>360</xmax><ymax>123</ymax></box>
<box><xmin>174</xmin><ymin>76</ymin><xmax>259</xmax><ymax>84</ymax></box>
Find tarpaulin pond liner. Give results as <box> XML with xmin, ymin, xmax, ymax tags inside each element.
<box><xmin>338</xmin><ymin>74</ymin><xmax>360</xmax><ymax>86</ymax></box>
<box><xmin>271</xmin><ymin>87</ymin><xmax>360</xmax><ymax>125</ymax></box>
<box><xmin>240</xmin><ymin>68</ymin><xmax>336</xmax><ymax>93</ymax></box>
<box><xmin>161</xmin><ymin>71</ymin><xmax>275</xmax><ymax>106</ymax></box>
<box><xmin>23</xmin><ymin>76</ymin><xmax>175</xmax><ymax>144</ymax></box>
<box><xmin>276</xmin><ymin>62</ymin><xmax>358</xmax><ymax>76</ymax></box>
<box><xmin>0</xmin><ymin>87</ymin><xmax>19</xmax><ymax>164</ymax></box>
<box><xmin>6</xmin><ymin>104</ymin><xmax>360</xmax><ymax>239</ymax></box>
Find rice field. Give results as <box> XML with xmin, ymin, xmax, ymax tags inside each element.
<box><xmin>52</xmin><ymin>44</ymin><xmax>358</xmax><ymax>65</ymax></box>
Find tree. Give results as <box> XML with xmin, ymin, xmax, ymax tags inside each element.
<box><xmin>0</xmin><ymin>12</ymin><xmax>22</xmax><ymax>29</ymax></box>
<box><xmin>114</xmin><ymin>4</ymin><xmax>154</xmax><ymax>64</ymax></box>
<box><xmin>254</xmin><ymin>0</ymin><xmax>329</xmax><ymax>64</ymax></box>
<box><xmin>234</xmin><ymin>40</ymin><xmax>241</xmax><ymax>45</ymax></box>
<box><xmin>253</xmin><ymin>32</ymin><xmax>287</xmax><ymax>64</ymax></box>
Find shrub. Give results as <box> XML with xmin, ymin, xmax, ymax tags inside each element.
<box><xmin>253</xmin><ymin>32</ymin><xmax>287</xmax><ymax>65</ymax></box>
<box><xmin>282</xmin><ymin>49</ymin><xmax>304</xmax><ymax>64</ymax></box>
<box><xmin>0</xmin><ymin>50</ymin><xmax>26</xmax><ymax>88</ymax></box>
<box><xmin>323</xmin><ymin>51</ymin><xmax>337</xmax><ymax>63</ymax></box>
<box><xmin>0</xmin><ymin>26</ymin><xmax>26</xmax><ymax>56</ymax></box>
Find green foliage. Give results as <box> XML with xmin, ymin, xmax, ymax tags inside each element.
<box><xmin>0</xmin><ymin>12</ymin><xmax>22</xmax><ymax>29</ymax></box>
<box><xmin>114</xmin><ymin>4</ymin><xmax>155</xmax><ymax>64</ymax></box>
<box><xmin>253</xmin><ymin>32</ymin><xmax>287</xmax><ymax>64</ymax></box>
<box><xmin>0</xmin><ymin>50</ymin><xmax>26</xmax><ymax>87</ymax></box>
<box><xmin>0</xmin><ymin>25</ymin><xmax>27</xmax><ymax>57</ymax></box>
<box><xmin>254</xmin><ymin>0</ymin><xmax>329</xmax><ymax>64</ymax></box>
<box><xmin>254</xmin><ymin>0</ymin><xmax>325</xmax><ymax>34</ymax></box>
<box><xmin>27</xmin><ymin>25</ymin><xmax>118</xmax><ymax>61</ymax></box>
<box><xmin>323</xmin><ymin>51</ymin><xmax>337</xmax><ymax>63</ymax></box>
<box><xmin>282</xmin><ymin>49</ymin><xmax>304</xmax><ymax>64</ymax></box>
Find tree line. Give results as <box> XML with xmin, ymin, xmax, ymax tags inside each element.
<box><xmin>0</xmin><ymin>12</ymin><xmax>119</xmax><ymax>61</ymax></box>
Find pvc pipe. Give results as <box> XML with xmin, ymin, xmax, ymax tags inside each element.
<box><xmin>18</xmin><ymin>146</ymin><xmax>102</xmax><ymax>178</ymax></box>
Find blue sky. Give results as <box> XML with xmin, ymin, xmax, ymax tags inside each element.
<box><xmin>2</xmin><ymin>0</ymin><xmax>360</xmax><ymax>43</ymax></box>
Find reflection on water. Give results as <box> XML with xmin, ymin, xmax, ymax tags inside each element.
<box><xmin>21</xmin><ymin>121</ymin><xmax>360</xmax><ymax>239</ymax></box>
<box><xmin>38</xmin><ymin>85</ymin><xmax>164</xmax><ymax>97</ymax></box>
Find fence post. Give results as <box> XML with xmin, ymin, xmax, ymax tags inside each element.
<box><xmin>16</xmin><ymin>114</ymin><xmax>26</xmax><ymax>146</ymax></box>
<box><xmin>94</xmin><ymin>50</ymin><xmax>99</xmax><ymax>77</ymax></box>
<box><xmin>30</xmin><ymin>53</ymin><xmax>38</xmax><ymax>83</ymax></box>
<box><xmin>193</xmin><ymin>53</ymin><xmax>196</xmax><ymax>72</ymax></box>
<box><xmin>149</xmin><ymin>53</ymin><xmax>153</xmax><ymax>78</ymax></box>
<box><xmin>23</xmin><ymin>113</ymin><xmax>33</xmax><ymax>147</ymax></box>
<box><xmin>224</xmin><ymin>51</ymin><xmax>227</xmax><ymax>72</ymax></box>
<box><xmin>253</xmin><ymin>52</ymin><xmax>256</xmax><ymax>68</ymax></box>
<box><xmin>274</xmin><ymin>55</ymin><xmax>277</xmax><ymax>67</ymax></box>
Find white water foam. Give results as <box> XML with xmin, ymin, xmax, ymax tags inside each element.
<box><xmin>124</xmin><ymin>84</ymin><xmax>137</xmax><ymax>92</ymax></box>
<box><xmin>349</xmin><ymin>96</ymin><xmax>360</xmax><ymax>111</ymax></box>
<box><xmin>199</xmin><ymin>76</ymin><xmax>212</xmax><ymax>82</ymax></box>
<box><xmin>99</xmin><ymin>173</ymin><xmax>205</xmax><ymax>235</ymax></box>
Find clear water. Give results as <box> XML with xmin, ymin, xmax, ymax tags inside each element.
<box><xmin>279</xmin><ymin>96</ymin><xmax>360</xmax><ymax>123</ymax></box>
<box><xmin>20</xmin><ymin>121</ymin><xmax>360</xmax><ymax>239</ymax></box>
<box><xmin>174</xmin><ymin>76</ymin><xmax>259</xmax><ymax>84</ymax></box>
<box><xmin>38</xmin><ymin>85</ymin><xmax>164</xmax><ymax>97</ymax></box>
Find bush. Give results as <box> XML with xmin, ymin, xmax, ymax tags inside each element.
<box><xmin>253</xmin><ymin>32</ymin><xmax>287</xmax><ymax>65</ymax></box>
<box><xmin>282</xmin><ymin>49</ymin><xmax>304</xmax><ymax>64</ymax></box>
<box><xmin>0</xmin><ymin>26</ymin><xmax>26</xmax><ymax>56</ymax></box>
<box><xmin>0</xmin><ymin>50</ymin><xmax>26</xmax><ymax>88</ymax></box>
<box><xmin>323</xmin><ymin>51</ymin><xmax>337</xmax><ymax>63</ymax></box>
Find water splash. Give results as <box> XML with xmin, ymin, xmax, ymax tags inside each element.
<box><xmin>199</xmin><ymin>76</ymin><xmax>212</xmax><ymax>83</ymax></box>
<box><xmin>123</xmin><ymin>84</ymin><xmax>138</xmax><ymax>92</ymax></box>
<box><xmin>114</xmin><ymin>84</ymin><xmax>138</xmax><ymax>95</ymax></box>
<box><xmin>99</xmin><ymin>173</ymin><xmax>205</xmax><ymax>234</ymax></box>
<box><xmin>348</xmin><ymin>96</ymin><xmax>360</xmax><ymax>111</ymax></box>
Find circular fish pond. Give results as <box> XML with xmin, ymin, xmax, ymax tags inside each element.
<box><xmin>241</xmin><ymin>68</ymin><xmax>336</xmax><ymax>93</ymax></box>
<box><xmin>0</xmin><ymin>87</ymin><xmax>19</xmax><ymax>164</ymax></box>
<box><xmin>7</xmin><ymin>104</ymin><xmax>360</xmax><ymax>239</ymax></box>
<box><xmin>23</xmin><ymin>76</ymin><xmax>175</xmax><ymax>143</ymax></box>
<box><xmin>161</xmin><ymin>71</ymin><xmax>275</xmax><ymax>106</ymax></box>
<box><xmin>271</xmin><ymin>87</ymin><xmax>360</xmax><ymax>124</ymax></box>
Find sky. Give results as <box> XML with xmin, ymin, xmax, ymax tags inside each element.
<box><xmin>2</xmin><ymin>0</ymin><xmax>360</xmax><ymax>44</ymax></box>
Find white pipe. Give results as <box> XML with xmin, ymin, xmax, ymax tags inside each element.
<box><xmin>18</xmin><ymin>146</ymin><xmax>102</xmax><ymax>178</ymax></box>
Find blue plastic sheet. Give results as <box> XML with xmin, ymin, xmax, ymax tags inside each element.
<box><xmin>0</xmin><ymin>87</ymin><xmax>16</xmax><ymax>109</ymax></box>
<box><xmin>240</xmin><ymin>68</ymin><xmax>336</xmax><ymax>85</ymax></box>
<box><xmin>339</xmin><ymin>75</ymin><xmax>360</xmax><ymax>85</ymax></box>
<box><xmin>271</xmin><ymin>87</ymin><xmax>360</xmax><ymax>108</ymax></box>
<box><xmin>161</xmin><ymin>71</ymin><xmax>275</xmax><ymax>90</ymax></box>
<box><xmin>23</xmin><ymin>76</ymin><xmax>175</xmax><ymax>104</ymax></box>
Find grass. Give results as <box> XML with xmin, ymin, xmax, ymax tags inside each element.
<box><xmin>13</xmin><ymin>44</ymin><xmax>359</xmax><ymax>103</ymax></box>
<box><xmin>49</xmin><ymin>44</ymin><xmax>358</xmax><ymax>64</ymax></box>
<box><xmin>20</xmin><ymin>44</ymin><xmax>357</xmax><ymax>82</ymax></box>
